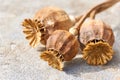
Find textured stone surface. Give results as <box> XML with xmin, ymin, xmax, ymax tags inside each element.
<box><xmin>0</xmin><ymin>0</ymin><xmax>120</xmax><ymax>80</ymax></box>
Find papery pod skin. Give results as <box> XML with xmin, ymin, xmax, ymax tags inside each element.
<box><xmin>22</xmin><ymin>6</ymin><xmax>75</xmax><ymax>47</ymax></box>
<box><xmin>40</xmin><ymin>30</ymin><xmax>79</xmax><ymax>70</ymax></box>
<box><xmin>79</xmin><ymin>19</ymin><xmax>115</xmax><ymax>65</ymax></box>
<box><xmin>34</xmin><ymin>6</ymin><xmax>74</xmax><ymax>44</ymax></box>
<box><xmin>80</xmin><ymin>19</ymin><xmax>114</xmax><ymax>46</ymax></box>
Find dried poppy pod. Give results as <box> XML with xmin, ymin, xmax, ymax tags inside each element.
<box><xmin>40</xmin><ymin>30</ymin><xmax>79</xmax><ymax>70</ymax></box>
<box><xmin>79</xmin><ymin>19</ymin><xmax>115</xmax><ymax>65</ymax></box>
<box><xmin>22</xmin><ymin>6</ymin><xmax>76</xmax><ymax>47</ymax></box>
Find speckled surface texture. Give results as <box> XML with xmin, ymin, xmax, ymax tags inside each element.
<box><xmin>0</xmin><ymin>0</ymin><xmax>120</xmax><ymax>80</ymax></box>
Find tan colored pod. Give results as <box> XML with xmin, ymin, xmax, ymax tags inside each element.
<box><xmin>79</xmin><ymin>19</ymin><xmax>115</xmax><ymax>65</ymax></box>
<box><xmin>22</xmin><ymin>6</ymin><xmax>75</xmax><ymax>47</ymax></box>
<box><xmin>40</xmin><ymin>30</ymin><xmax>79</xmax><ymax>70</ymax></box>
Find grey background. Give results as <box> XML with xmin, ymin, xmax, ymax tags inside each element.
<box><xmin>0</xmin><ymin>0</ymin><xmax>120</xmax><ymax>80</ymax></box>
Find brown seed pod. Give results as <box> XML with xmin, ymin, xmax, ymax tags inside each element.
<box><xmin>22</xmin><ymin>6</ymin><xmax>76</xmax><ymax>47</ymax></box>
<box><xmin>79</xmin><ymin>19</ymin><xmax>115</xmax><ymax>65</ymax></box>
<box><xmin>40</xmin><ymin>30</ymin><xmax>79</xmax><ymax>70</ymax></box>
<box><xmin>68</xmin><ymin>0</ymin><xmax>119</xmax><ymax>65</ymax></box>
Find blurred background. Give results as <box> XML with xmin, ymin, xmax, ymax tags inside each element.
<box><xmin>0</xmin><ymin>0</ymin><xmax>120</xmax><ymax>80</ymax></box>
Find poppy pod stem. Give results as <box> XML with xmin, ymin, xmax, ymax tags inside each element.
<box><xmin>69</xmin><ymin>0</ymin><xmax>119</xmax><ymax>65</ymax></box>
<box><xmin>90</xmin><ymin>10</ymin><xmax>96</xmax><ymax>19</ymax></box>
<box><xmin>69</xmin><ymin>0</ymin><xmax>120</xmax><ymax>36</ymax></box>
<box><xmin>40</xmin><ymin>48</ymin><xmax>64</xmax><ymax>70</ymax></box>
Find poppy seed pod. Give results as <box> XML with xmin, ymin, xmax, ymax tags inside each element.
<box><xmin>22</xmin><ymin>6</ymin><xmax>76</xmax><ymax>47</ymax></box>
<box><xmin>40</xmin><ymin>30</ymin><xmax>79</xmax><ymax>70</ymax></box>
<box><xmin>79</xmin><ymin>19</ymin><xmax>115</xmax><ymax>65</ymax></box>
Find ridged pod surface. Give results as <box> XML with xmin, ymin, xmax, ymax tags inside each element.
<box><xmin>40</xmin><ymin>30</ymin><xmax>79</xmax><ymax>70</ymax></box>
<box><xmin>34</xmin><ymin>6</ymin><xmax>74</xmax><ymax>45</ymax></box>
<box><xmin>22</xmin><ymin>6</ymin><xmax>74</xmax><ymax>47</ymax></box>
<box><xmin>79</xmin><ymin>19</ymin><xmax>115</xmax><ymax>65</ymax></box>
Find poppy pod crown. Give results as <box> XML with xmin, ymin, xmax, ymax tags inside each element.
<box><xmin>22</xmin><ymin>6</ymin><xmax>77</xmax><ymax>47</ymax></box>
<box><xmin>40</xmin><ymin>30</ymin><xmax>79</xmax><ymax>70</ymax></box>
<box><xmin>68</xmin><ymin>0</ymin><xmax>119</xmax><ymax>65</ymax></box>
<box><xmin>79</xmin><ymin>19</ymin><xmax>115</xmax><ymax>65</ymax></box>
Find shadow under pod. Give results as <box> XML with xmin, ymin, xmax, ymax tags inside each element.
<box><xmin>63</xmin><ymin>43</ymin><xmax>120</xmax><ymax>77</ymax></box>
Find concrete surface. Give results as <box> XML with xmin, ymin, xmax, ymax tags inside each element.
<box><xmin>0</xmin><ymin>0</ymin><xmax>120</xmax><ymax>80</ymax></box>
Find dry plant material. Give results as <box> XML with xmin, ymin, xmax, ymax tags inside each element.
<box><xmin>21</xmin><ymin>0</ymin><xmax>120</xmax><ymax>70</ymax></box>
<box><xmin>69</xmin><ymin>0</ymin><xmax>120</xmax><ymax>36</ymax></box>
<box><xmin>22</xmin><ymin>6</ymin><xmax>80</xmax><ymax>47</ymax></box>
<box><xmin>40</xmin><ymin>30</ymin><xmax>79</xmax><ymax>70</ymax></box>
<box><xmin>72</xmin><ymin>0</ymin><xmax>119</xmax><ymax>65</ymax></box>
<box><xmin>22</xmin><ymin>19</ymin><xmax>44</xmax><ymax>47</ymax></box>
<box><xmin>80</xmin><ymin>19</ymin><xmax>114</xmax><ymax>65</ymax></box>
